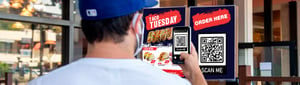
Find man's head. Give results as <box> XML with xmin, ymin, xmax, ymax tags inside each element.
<box><xmin>79</xmin><ymin>0</ymin><xmax>157</xmax><ymax>56</ymax></box>
<box><xmin>81</xmin><ymin>12</ymin><xmax>138</xmax><ymax>44</ymax></box>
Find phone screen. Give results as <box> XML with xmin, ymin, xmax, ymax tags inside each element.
<box><xmin>172</xmin><ymin>26</ymin><xmax>190</xmax><ymax>64</ymax></box>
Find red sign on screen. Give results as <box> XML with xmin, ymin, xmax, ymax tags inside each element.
<box><xmin>145</xmin><ymin>10</ymin><xmax>182</xmax><ymax>30</ymax></box>
<box><xmin>192</xmin><ymin>9</ymin><xmax>231</xmax><ymax>31</ymax></box>
<box><xmin>142</xmin><ymin>47</ymin><xmax>157</xmax><ymax>51</ymax></box>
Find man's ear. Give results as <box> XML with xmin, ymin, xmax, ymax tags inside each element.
<box><xmin>133</xmin><ymin>13</ymin><xmax>143</xmax><ymax>33</ymax></box>
<box><xmin>128</xmin><ymin>22</ymin><xmax>135</xmax><ymax>34</ymax></box>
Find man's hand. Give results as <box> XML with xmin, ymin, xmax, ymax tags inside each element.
<box><xmin>179</xmin><ymin>42</ymin><xmax>207</xmax><ymax>85</ymax></box>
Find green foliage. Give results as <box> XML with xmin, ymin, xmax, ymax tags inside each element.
<box><xmin>0</xmin><ymin>8</ymin><xmax>8</xmax><ymax>13</ymax></box>
<box><xmin>0</xmin><ymin>20</ymin><xmax>26</xmax><ymax>31</ymax></box>
<box><xmin>0</xmin><ymin>61</ymin><xmax>9</xmax><ymax>78</ymax></box>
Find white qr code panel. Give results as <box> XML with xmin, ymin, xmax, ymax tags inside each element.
<box><xmin>175</xmin><ymin>35</ymin><xmax>188</xmax><ymax>47</ymax></box>
<box><xmin>198</xmin><ymin>34</ymin><xmax>226</xmax><ymax>66</ymax></box>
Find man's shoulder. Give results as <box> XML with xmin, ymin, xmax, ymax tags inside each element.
<box><xmin>28</xmin><ymin>60</ymin><xmax>86</xmax><ymax>85</ymax></box>
<box><xmin>28</xmin><ymin>58</ymin><xmax>191</xmax><ymax>85</ymax></box>
<box><xmin>118</xmin><ymin>62</ymin><xmax>191</xmax><ymax>85</ymax></box>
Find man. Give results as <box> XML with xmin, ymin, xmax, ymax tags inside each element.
<box><xmin>29</xmin><ymin>0</ymin><xmax>207</xmax><ymax>85</ymax></box>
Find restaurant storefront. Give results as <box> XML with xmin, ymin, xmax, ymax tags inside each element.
<box><xmin>0</xmin><ymin>0</ymin><xmax>300</xmax><ymax>85</ymax></box>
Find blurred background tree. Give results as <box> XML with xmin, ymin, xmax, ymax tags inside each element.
<box><xmin>0</xmin><ymin>61</ymin><xmax>9</xmax><ymax>78</ymax></box>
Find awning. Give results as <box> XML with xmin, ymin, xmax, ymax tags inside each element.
<box><xmin>33</xmin><ymin>43</ymin><xmax>40</xmax><ymax>50</ymax></box>
<box><xmin>33</xmin><ymin>41</ymin><xmax>56</xmax><ymax>50</ymax></box>
<box><xmin>44</xmin><ymin>41</ymin><xmax>56</xmax><ymax>44</ymax></box>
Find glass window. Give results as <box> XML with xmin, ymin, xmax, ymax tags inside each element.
<box><xmin>74</xmin><ymin>0</ymin><xmax>80</xmax><ymax>27</ymax></box>
<box><xmin>0</xmin><ymin>20</ymin><xmax>62</xmax><ymax>84</ymax></box>
<box><xmin>159</xmin><ymin>0</ymin><xmax>187</xmax><ymax>7</ymax></box>
<box><xmin>73</xmin><ymin>28</ymin><xmax>86</xmax><ymax>61</ymax></box>
<box><xmin>197</xmin><ymin>0</ymin><xmax>222</xmax><ymax>6</ymax></box>
<box><xmin>253</xmin><ymin>11</ymin><xmax>281</xmax><ymax>42</ymax></box>
<box><xmin>0</xmin><ymin>0</ymin><xmax>62</xmax><ymax>19</ymax></box>
<box><xmin>0</xmin><ymin>42</ymin><xmax>13</xmax><ymax>53</ymax></box>
<box><xmin>251</xmin><ymin>46</ymin><xmax>290</xmax><ymax>77</ymax></box>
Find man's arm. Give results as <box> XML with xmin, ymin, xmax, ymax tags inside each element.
<box><xmin>187</xmin><ymin>70</ymin><xmax>207</xmax><ymax>85</ymax></box>
<box><xmin>179</xmin><ymin>43</ymin><xmax>207</xmax><ymax>85</ymax></box>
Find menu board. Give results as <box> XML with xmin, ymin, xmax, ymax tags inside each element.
<box><xmin>142</xmin><ymin>7</ymin><xmax>186</xmax><ymax>77</ymax></box>
<box><xmin>190</xmin><ymin>6</ymin><xmax>236</xmax><ymax>80</ymax></box>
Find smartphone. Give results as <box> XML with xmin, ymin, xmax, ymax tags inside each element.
<box><xmin>172</xmin><ymin>26</ymin><xmax>191</xmax><ymax>64</ymax></box>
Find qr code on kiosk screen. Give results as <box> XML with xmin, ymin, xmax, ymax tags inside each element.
<box><xmin>200</xmin><ymin>37</ymin><xmax>224</xmax><ymax>63</ymax></box>
<box><xmin>175</xmin><ymin>35</ymin><xmax>187</xmax><ymax>47</ymax></box>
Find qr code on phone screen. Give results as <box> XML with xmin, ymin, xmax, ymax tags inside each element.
<box><xmin>198</xmin><ymin>34</ymin><xmax>226</xmax><ymax>66</ymax></box>
<box><xmin>175</xmin><ymin>35</ymin><xmax>187</xmax><ymax>47</ymax></box>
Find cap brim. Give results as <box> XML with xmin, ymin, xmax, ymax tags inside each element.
<box><xmin>145</xmin><ymin>0</ymin><xmax>158</xmax><ymax>7</ymax></box>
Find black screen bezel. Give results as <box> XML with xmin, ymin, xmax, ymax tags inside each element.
<box><xmin>172</xmin><ymin>26</ymin><xmax>191</xmax><ymax>64</ymax></box>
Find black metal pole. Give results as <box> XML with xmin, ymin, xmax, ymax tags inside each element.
<box><xmin>264</xmin><ymin>0</ymin><xmax>273</xmax><ymax>62</ymax></box>
<box><xmin>289</xmin><ymin>41</ymin><xmax>298</xmax><ymax>85</ymax></box>
<box><xmin>263</xmin><ymin>2</ymin><xmax>273</xmax><ymax>85</ymax></box>
<box><xmin>29</xmin><ymin>24</ymin><xmax>35</xmax><ymax>80</ymax></box>
<box><xmin>39</xmin><ymin>26</ymin><xmax>45</xmax><ymax>76</ymax></box>
<box><xmin>61</xmin><ymin>0</ymin><xmax>70</xmax><ymax>66</ymax></box>
<box><xmin>264</xmin><ymin>0</ymin><xmax>273</xmax><ymax>42</ymax></box>
<box><xmin>188</xmin><ymin>0</ymin><xmax>196</xmax><ymax>7</ymax></box>
<box><xmin>225</xmin><ymin>0</ymin><xmax>234</xmax><ymax>5</ymax></box>
<box><xmin>288</xmin><ymin>2</ymin><xmax>298</xmax><ymax>85</ymax></box>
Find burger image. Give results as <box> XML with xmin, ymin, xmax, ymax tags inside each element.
<box><xmin>143</xmin><ymin>52</ymin><xmax>154</xmax><ymax>61</ymax></box>
<box><xmin>158</xmin><ymin>52</ymin><xmax>169</xmax><ymax>61</ymax></box>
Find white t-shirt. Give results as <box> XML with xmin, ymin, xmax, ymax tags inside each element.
<box><xmin>28</xmin><ymin>58</ymin><xmax>191</xmax><ymax>85</ymax></box>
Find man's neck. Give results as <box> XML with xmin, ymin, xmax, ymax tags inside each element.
<box><xmin>85</xmin><ymin>42</ymin><xmax>135</xmax><ymax>59</ymax></box>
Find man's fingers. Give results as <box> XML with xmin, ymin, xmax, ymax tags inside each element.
<box><xmin>178</xmin><ymin>65</ymin><xmax>186</xmax><ymax>72</ymax></box>
<box><xmin>190</xmin><ymin>42</ymin><xmax>198</xmax><ymax>57</ymax></box>
<box><xmin>179</xmin><ymin>64</ymin><xmax>184</xmax><ymax>68</ymax></box>
<box><xmin>180</xmin><ymin>53</ymin><xmax>189</xmax><ymax>60</ymax></box>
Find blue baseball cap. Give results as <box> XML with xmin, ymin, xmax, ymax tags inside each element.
<box><xmin>79</xmin><ymin>0</ymin><xmax>158</xmax><ymax>20</ymax></box>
